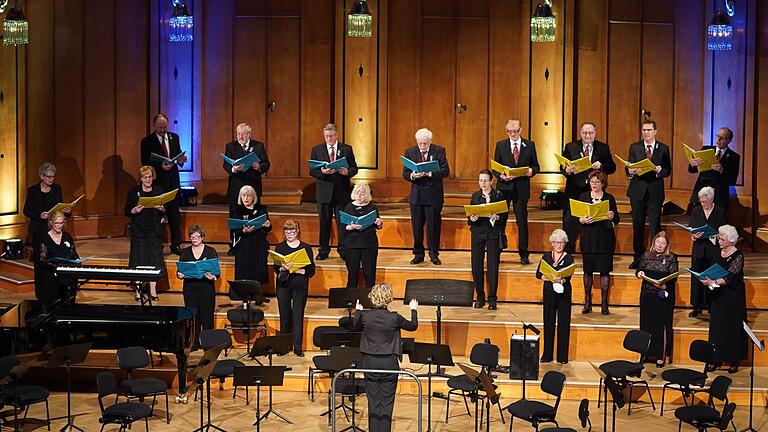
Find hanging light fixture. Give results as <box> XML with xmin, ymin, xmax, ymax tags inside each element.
<box><xmin>347</xmin><ymin>0</ymin><xmax>372</xmax><ymax>38</ymax></box>
<box><xmin>2</xmin><ymin>1</ymin><xmax>29</xmax><ymax>46</ymax></box>
<box><xmin>168</xmin><ymin>0</ymin><xmax>193</xmax><ymax>43</ymax></box>
<box><xmin>530</xmin><ymin>0</ymin><xmax>556</xmax><ymax>43</ymax></box>
<box><xmin>707</xmin><ymin>9</ymin><xmax>733</xmax><ymax>51</ymax></box>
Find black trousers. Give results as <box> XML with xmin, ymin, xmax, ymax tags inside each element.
<box><xmin>183</xmin><ymin>284</ymin><xmax>216</xmax><ymax>345</ymax></box>
<box><xmin>561</xmin><ymin>206</ymin><xmax>580</xmax><ymax>255</ymax></box>
<box><xmin>501</xmin><ymin>190</ymin><xmax>529</xmax><ymax>258</ymax></box>
<box><xmin>276</xmin><ymin>282</ymin><xmax>308</xmax><ymax>349</ymax></box>
<box><xmin>690</xmin><ymin>254</ymin><xmax>715</xmax><ymax>310</ymax></box>
<box><xmin>409</xmin><ymin>203</ymin><xmax>443</xmax><ymax>258</ymax></box>
<box><xmin>630</xmin><ymin>197</ymin><xmax>662</xmax><ymax>260</ymax></box>
<box><xmin>345</xmin><ymin>247</ymin><xmax>378</xmax><ymax>289</ymax></box>
<box><xmin>542</xmin><ymin>287</ymin><xmax>572</xmax><ymax>363</ymax></box>
<box><xmin>470</xmin><ymin>235</ymin><xmax>500</xmax><ymax>301</ymax></box>
<box><xmin>165</xmin><ymin>196</ymin><xmax>182</xmax><ymax>247</ymax></box>
<box><xmin>362</xmin><ymin>353</ymin><xmax>399</xmax><ymax>432</ymax></box>
<box><xmin>318</xmin><ymin>201</ymin><xmax>347</xmax><ymax>256</ymax></box>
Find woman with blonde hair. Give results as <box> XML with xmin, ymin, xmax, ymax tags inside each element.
<box><xmin>230</xmin><ymin>185</ymin><xmax>271</xmax><ymax>283</ymax></box>
<box><xmin>342</xmin><ymin>183</ymin><xmax>383</xmax><ymax>288</ymax></box>
<box><xmin>536</xmin><ymin>229</ymin><xmax>574</xmax><ymax>364</ymax></box>
<box><xmin>353</xmin><ymin>283</ymin><xmax>418</xmax><ymax>431</ymax></box>
<box><xmin>36</xmin><ymin>211</ymin><xmax>79</xmax><ymax>303</ymax></box>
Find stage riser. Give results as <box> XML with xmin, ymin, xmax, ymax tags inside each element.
<box><xmin>179</xmin><ymin>211</ymin><xmax>695</xmax><ymax>255</ymax></box>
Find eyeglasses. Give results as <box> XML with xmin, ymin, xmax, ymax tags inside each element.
<box><xmin>189</xmin><ymin>234</ymin><xmax>203</xmax><ymax>240</ymax></box>
<box><xmin>42</xmin><ymin>174</ymin><xmax>55</xmax><ymax>179</ymax></box>
<box><xmin>284</xmin><ymin>229</ymin><xmax>298</xmax><ymax>234</ymax></box>
<box><xmin>589</xmin><ymin>180</ymin><xmax>602</xmax><ymax>184</ymax></box>
<box><xmin>506</xmin><ymin>129</ymin><xmax>521</xmax><ymax>133</ymax></box>
<box><xmin>551</xmin><ymin>241</ymin><xmax>565</xmax><ymax>244</ymax></box>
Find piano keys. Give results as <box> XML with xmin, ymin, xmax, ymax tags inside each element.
<box><xmin>55</xmin><ymin>265</ymin><xmax>163</xmax><ymax>282</ymax></box>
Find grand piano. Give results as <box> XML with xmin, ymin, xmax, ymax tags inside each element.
<box><xmin>0</xmin><ymin>300</ymin><xmax>196</xmax><ymax>393</ymax></box>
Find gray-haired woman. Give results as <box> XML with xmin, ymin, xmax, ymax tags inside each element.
<box><xmin>688</xmin><ymin>186</ymin><xmax>727</xmax><ymax>318</ymax></box>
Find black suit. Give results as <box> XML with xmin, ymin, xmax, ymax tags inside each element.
<box><xmin>223</xmin><ymin>139</ymin><xmax>270</xmax><ymax>208</ymax></box>
<box><xmin>493</xmin><ymin>138</ymin><xmax>540</xmax><ymax>258</ymax></box>
<box><xmin>352</xmin><ymin>308</ymin><xmax>418</xmax><ymax>432</ymax></box>
<box><xmin>141</xmin><ymin>132</ymin><xmax>184</xmax><ymax>247</ymax></box>
<box><xmin>688</xmin><ymin>146</ymin><xmax>740</xmax><ymax>211</ymax></box>
<box><xmin>559</xmin><ymin>140</ymin><xmax>616</xmax><ymax>253</ymax></box>
<box><xmin>468</xmin><ymin>189</ymin><xmax>507</xmax><ymax>303</ymax></box>
<box><xmin>402</xmin><ymin>144</ymin><xmax>449</xmax><ymax>259</ymax></box>
<box><xmin>309</xmin><ymin>142</ymin><xmax>358</xmax><ymax>256</ymax></box>
<box><xmin>625</xmin><ymin>140</ymin><xmax>671</xmax><ymax>260</ymax></box>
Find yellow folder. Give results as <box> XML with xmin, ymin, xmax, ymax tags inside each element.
<box><xmin>614</xmin><ymin>154</ymin><xmax>656</xmax><ymax>176</ymax></box>
<box><xmin>490</xmin><ymin>159</ymin><xmax>529</xmax><ymax>177</ymax></box>
<box><xmin>137</xmin><ymin>188</ymin><xmax>179</xmax><ymax>208</ymax></box>
<box><xmin>269</xmin><ymin>248</ymin><xmax>311</xmax><ymax>273</ymax></box>
<box><xmin>554</xmin><ymin>153</ymin><xmax>592</xmax><ymax>175</ymax></box>
<box><xmin>539</xmin><ymin>259</ymin><xmax>576</xmax><ymax>283</ymax></box>
<box><xmin>48</xmin><ymin>194</ymin><xmax>85</xmax><ymax>214</ymax></box>
<box><xmin>682</xmin><ymin>143</ymin><xmax>717</xmax><ymax>173</ymax></box>
<box><xmin>464</xmin><ymin>200</ymin><xmax>509</xmax><ymax>218</ymax></box>
<box><xmin>569</xmin><ymin>199</ymin><xmax>611</xmax><ymax>221</ymax></box>
<box><xmin>641</xmin><ymin>272</ymin><xmax>679</xmax><ymax>287</ymax></box>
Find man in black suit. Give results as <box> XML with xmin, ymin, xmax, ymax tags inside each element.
<box><xmin>688</xmin><ymin>126</ymin><xmax>740</xmax><ymax>212</ymax></box>
<box><xmin>223</xmin><ymin>122</ymin><xmax>270</xmax><ymax>209</ymax></box>
<box><xmin>493</xmin><ymin>118</ymin><xmax>540</xmax><ymax>264</ymax></box>
<box><xmin>402</xmin><ymin>128</ymin><xmax>450</xmax><ymax>265</ymax></box>
<box><xmin>309</xmin><ymin>123</ymin><xmax>358</xmax><ymax>260</ymax></box>
<box><xmin>626</xmin><ymin>119</ymin><xmax>672</xmax><ymax>268</ymax></box>
<box><xmin>140</xmin><ymin>113</ymin><xmax>187</xmax><ymax>254</ymax></box>
<box><xmin>560</xmin><ymin>122</ymin><xmax>616</xmax><ymax>253</ymax></box>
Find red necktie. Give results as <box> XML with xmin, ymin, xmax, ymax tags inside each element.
<box><xmin>716</xmin><ymin>149</ymin><xmax>722</xmax><ymax>161</ymax></box>
<box><xmin>329</xmin><ymin>145</ymin><xmax>336</xmax><ymax>162</ymax></box>
<box><xmin>162</xmin><ymin>135</ymin><xmax>170</xmax><ymax>156</ymax></box>
<box><xmin>646</xmin><ymin>145</ymin><xmax>652</xmax><ymax>160</ymax></box>
<box><xmin>584</xmin><ymin>144</ymin><xmax>590</xmax><ymax>158</ymax></box>
<box><xmin>421</xmin><ymin>152</ymin><xmax>428</xmax><ymax>162</ymax></box>
<box><xmin>513</xmin><ymin>143</ymin><xmax>520</xmax><ymax>164</ymax></box>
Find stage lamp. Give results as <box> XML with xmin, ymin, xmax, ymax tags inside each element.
<box><xmin>168</xmin><ymin>0</ymin><xmax>193</xmax><ymax>43</ymax></box>
<box><xmin>179</xmin><ymin>186</ymin><xmax>198</xmax><ymax>207</ymax></box>
<box><xmin>707</xmin><ymin>10</ymin><xmax>732</xmax><ymax>51</ymax></box>
<box><xmin>539</xmin><ymin>189</ymin><xmax>562</xmax><ymax>210</ymax></box>
<box><xmin>347</xmin><ymin>0</ymin><xmax>372</xmax><ymax>38</ymax></box>
<box><xmin>2</xmin><ymin>2</ymin><xmax>29</xmax><ymax>46</ymax></box>
<box><xmin>530</xmin><ymin>0</ymin><xmax>556</xmax><ymax>43</ymax></box>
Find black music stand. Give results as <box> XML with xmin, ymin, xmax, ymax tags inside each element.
<box><xmin>741</xmin><ymin>321</ymin><xmax>765</xmax><ymax>432</ymax></box>
<box><xmin>228</xmin><ymin>280</ymin><xmax>264</xmax><ymax>360</ymax></box>
<box><xmin>234</xmin><ymin>366</ymin><xmax>286</xmax><ymax>432</ymax></box>
<box><xmin>187</xmin><ymin>343</ymin><xmax>227</xmax><ymax>432</ymax></box>
<box><xmin>458</xmin><ymin>363</ymin><xmax>499</xmax><ymax>432</ymax></box>
<box><xmin>46</xmin><ymin>343</ymin><xmax>92</xmax><ymax>432</ymax></box>
<box><xmin>318</xmin><ymin>331</ymin><xmax>362</xmax><ymax>350</ymax></box>
<box><xmin>328</xmin><ymin>288</ymin><xmax>372</xmax><ymax>322</ymax></box>
<box><xmin>508</xmin><ymin>323</ymin><xmax>540</xmax><ymax>400</ymax></box>
<box><xmin>591</xmin><ymin>362</ymin><xmax>625</xmax><ymax>432</ymax></box>
<box><xmin>249</xmin><ymin>334</ymin><xmax>293</xmax><ymax>425</ymax></box>
<box><xmin>322</xmin><ymin>346</ymin><xmax>363</xmax><ymax>429</ymax></box>
<box><xmin>409</xmin><ymin>343</ymin><xmax>454</xmax><ymax>432</ymax></box>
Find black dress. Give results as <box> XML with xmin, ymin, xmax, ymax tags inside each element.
<box><xmin>23</xmin><ymin>182</ymin><xmax>65</xmax><ymax>257</ymax></box>
<box><xmin>536</xmin><ymin>252</ymin><xmax>574</xmax><ymax>363</ymax></box>
<box><xmin>36</xmin><ymin>231</ymin><xmax>78</xmax><ymax>303</ymax></box>
<box><xmin>231</xmin><ymin>204</ymin><xmax>271</xmax><ymax>283</ymax></box>
<box><xmin>124</xmin><ymin>184</ymin><xmax>167</xmax><ymax>275</ymax></box>
<box><xmin>688</xmin><ymin>204</ymin><xmax>726</xmax><ymax>310</ymax></box>
<box><xmin>342</xmin><ymin>202</ymin><xmax>380</xmax><ymax>289</ymax></box>
<box><xmin>577</xmin><ymin>191</ymin><xmax>620</xmax><ymax>274</ymax></box>
<box><xmin>179</xmin><ymin>245</ymin><xmax>218</xmax><ymax>345</ymax></box>
<box><xmin>637</xmin><ymin>251</ymin><xmax>678</xmax><ymax>359</ymax></box>
<box><xmin>709</xmin><ymin>249</ymin><xmax>747</xmax><ymax>363</ymax></box>
<box><xmin>273</xmin><ymin>241</ymin><xmax>315</xmax><ymax>350</ymax></box>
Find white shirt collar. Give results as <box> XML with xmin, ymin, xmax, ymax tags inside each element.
<box><xmin>327</xmin><ymin>141</ymin><xmax>338</xmax><ymax>150</ymax></box>
<box><xmin>509</xmin><ymin>138</ymin><xmax>523</xmax><ymax>147</ymax></box>
<box><xmin>156</xmin><ymin>132</ymin><xmax>166</xmax><ymax>142</ymax></box>
<box><xmin>644</xmin><ymin>140</ymin><xmax>656</xmax><ymax>148</ymax></box>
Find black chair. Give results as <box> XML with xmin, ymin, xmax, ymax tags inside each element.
<box><xmin>96</xmin><ymin>372</ymin><xmax>151</xmax><ymax>432</ymax></box>
<box><xmin>199</xmin><ymin>329</ymin><xmax>249</xmax><ymax>403</ymax></box>
<box><xmin>660</xmin><ymin>340</ymin><xmax>716</xmax><ymax>416</ymax></box>
<box><xmin>598</xmin><ymin>329</ymin><xmax>655</xmax><ymax>415</ymax></box>
<box><xmin>116</xmin><ymin>346</ymin><xmax>170</xmax><ymax>423</ymax></box>
<box><xmin>308</xmin><ymin>325</ymin><xmax>348</xmax><ymax>402</ymax></box>
<box><xmin>225</xmin><ymin>281</ymin><xmax>267</xmax><ymax>358</ymax></box>
<box><xmin>674</xmin><ymin>375</ymin><xmax>736</xmax><ymax>431</ymax></box>
<box><xmin>505</xmin><ymin>370</ymin><xmax>566</xmax><ymax>431</ymax></box>
<box><xmin>0</xmin><ymin>355</ymin><xmax>50</xmax><ymax>431</ymax></box>
<box><xmin>445</xmin><ymin>342</ymin><xmax>506</xmax><ymax>426</ymax></box>
<box><xmin>540</xmin><ymin>398</ymin><xmax>591</xmax><ymax>432</ymax></box>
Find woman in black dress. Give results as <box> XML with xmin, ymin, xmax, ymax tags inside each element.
<box><xmin>176</xmin><ymin>224</ymin><xmax>218</xmax><ymax>346</ymax></box>
<box><xmin>231</xmin><ymin>185</ymin><xmax>271</xmax><ymax>283</ymax></box>
<box><xmin>688</xmin><ymin>186</ymin><xmax>727</xmax><ymax>318</ymax></box>
<box><xmin>124</xmin><ymin>166</ymin><xmax>167</xmax><ymax>301</ymax></box>
<box><xmin>36</xmin><ymin>211</ymin><xmax>79</xmax><ymax>304</ymax></box>
<box><xmin>343</xmin><ymin>183</ymin><xmax>383</xmax><ymax>289</ymax></box>
<box><xmin>353</xmin><ymin>283</ymin><xmax>418</xmax><ymax>432</ymax></box>
<box><xmin>577</xmin><ymin>170</ymin><xmax>619</xmax><ymax>314</ymax></box>
<box><xmin>273</xmin><ymin>219</ymin><xmax>315</xmax><ymax>356</ymax></box>
<box><xmin>24</xmin><ymin>163</ymin><xmax>71</xmax><ymax>250</ymax></box>
<box><xmin>468</xmin><ymin>169</ymin><xmax>507</xmax><ymax>310</ymax></box>
<box><xmin>635</xmin><ymin>231</ymin><xmax>678</xmax><ymax>367</ymax></box>
<box><xmin>537</xmin><ymin>229</ymin><xmax>574</xmax><ymax>364</ymax></box>
<box><xmin>703</xmin><ymin>225</ymin><xmax>747</xmax><ymax>373</ymax></box>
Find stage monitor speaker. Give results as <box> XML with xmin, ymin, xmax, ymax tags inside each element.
<box><xmin>509</xmin><ymin>335</ymin><xmax>539</xmax><ymax>380</ymax></box>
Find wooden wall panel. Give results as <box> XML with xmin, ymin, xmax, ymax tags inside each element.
<box><xmin>756</xmin><ymin>0</ymin><xmax>768</xmax><ymax>233</ymax></box>
<box><xmin>233</xmin><ymin>18</ymin><xmax>267</xmax><ymax>144</ymax></box>
<box><xmin>488</xmin><ymin>0</ymin><xmax>523</xmax><ymax>148</ymax></box>
<box><xmin>0</xmin><ymin>44</ymin><xmax>19</xmax><ymax>215</ymax></box>
<box><xmin>575</xmin><ymin>0</ymin><xmax>608</xmax><ymax>141</ymax></box>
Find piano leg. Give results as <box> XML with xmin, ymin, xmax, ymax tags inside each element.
<box><xmin>176</xmin><ymin>351</ymin><xmax>188</xmax><ymax>395</ymax></box>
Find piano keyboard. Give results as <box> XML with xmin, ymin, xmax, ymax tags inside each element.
<box><xmin>56</xmin><ymin>265</ymin><xmax>163</xmax><ymax>281</ymax></box>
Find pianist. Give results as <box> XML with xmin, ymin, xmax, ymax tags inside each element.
<box><xmin>37</xmin><ymin>211</ymin><xmax>79</xmax><ymax>303</ymax></box>
<box><xmin>176</xmin><ymin>224</ymin><xmax>218</xmax><ymax>348</ymax></box>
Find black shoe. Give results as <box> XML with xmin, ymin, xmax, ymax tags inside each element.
<box><xmin>170</xmin><ymin>245</ymin><xmax>182</xmax><ymax>255</ymax></box>
<box><xmin>150</xmin><ymin>295</ymin><xmax>159</xmax><ymax>302</ymax></box>
<box><xmin>430</xmin><ymin>257</ymin><xmax>442</xmax><ymax>265</ymax></box>
<box><xmin>706</xmin><ymin>362</ymin><xmax>722</xmax><ymax>372</ymax></box>
<box><xmin>488</xmin><ymin>302</ymin><xmax>497</xmax><ymax>311</ymax></box>
<box><xmin>294</xmin><ymin>348</ymin><xmax>305</xmax><ymax>357</ymax></box>
<box><xmin>601</xmin><ymin>305</ymin><xmax>610</xmax><ymax>315</ymax></box>
<box><xmin>558</xmin><ymin>360</ymin><xmax>568</xmax><ymax>365</ymax></box>
<box><xmin>688</xmin><ymin>309</ymin><xmax>701</xmax><ymax>318</ymax></box>
<box><xmin>520</xmin><ymin>257</ymin><xmax>531</xmax><ymax>265</ymax></box>
<box><xmin>316</xmin><ymin>252</ymin><xmax>329</xmax><ymax>260</ymax></box>
<box><xmin>629</xmin><ymin>261</ymin><xmax>638</xmax><ymax>269</ymax></box>
<box><xmin>410</xmin><ymin>256</ymin><xmax>424</xmax><ymax>265</ymax></box>
<box><xmin>727</xmin><ymin>364</ymin><xmax>739</xmax><ymax>374</ymax></box>
<box><xmin>474</xmin><ymin>299</ymin><xmax>485</xmax><ymax>309</ymax></box>
<box><xmin>582</xmin><ymin>305</ymin><xmax>592</xmax><ymax>314</ymax></box>
<box><xmin>540</xmin><ymin>357</ymin><xmax>552</xmax><ymax>363</ymax></box>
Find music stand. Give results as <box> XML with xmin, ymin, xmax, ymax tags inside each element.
<box><xmin>228</xmin><ymin>280</ymin><xmax>264</xmax><ymax>359</ymax></box>
<box><xmin>46</xmin><ymin>343</ymin><xmax>92</xmax><ymax>432</ymax></box>
<box><xmin>458</xmin><ymin>363</ymin><xmax>500</xmax><ymax>432</ymax></box>
<box><xmin>318</xmin><ymin>332</ymin><xmax>362</xmax><ymax>350</ymax></box>
<box><xmin>409</xmin><ymin>343</ymin><xmax>454</xmax><ymax>432</ymax></box>
<box><xmin>322</xmin><ymin>346</ymin><xmax>363</xmax><ymax>429</ymax></box>
<box><xmin>404</xmin><ymin>279</ymin><xmax>474</xmax><ymax>374</ymax></box>
<box><xmin>740</xmin><ymin>321</ymin><xmax>765</xmax><ymax>432</ymax></box>
<box><xmin>249</xmin><ymin>334</ymin><xmax>293</xmax><ymax>425</ymax></box>
<box><xmin>186</xmin><ymin>343</ymin><xmax>227</xmax><ymax>432</ymax></box>
<box><xmin>590</xmin><ymin>362</ymin><xmax>625</xmax><ymax>432</ymax></box>
<box><xmin>234</xmin><ymin>366</ymin><xmax>286</xmax><ymax>432</ymax></box>
<box><xmin>328</xmin><ymin>288</ymin><xmax>372</xmax><ymax>322</ymax></box>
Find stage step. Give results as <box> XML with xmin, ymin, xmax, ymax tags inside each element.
<box><xmin>0</xmin><ymin>268</ymin><xmax>34</xmax><ymax>293</ymax></box>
